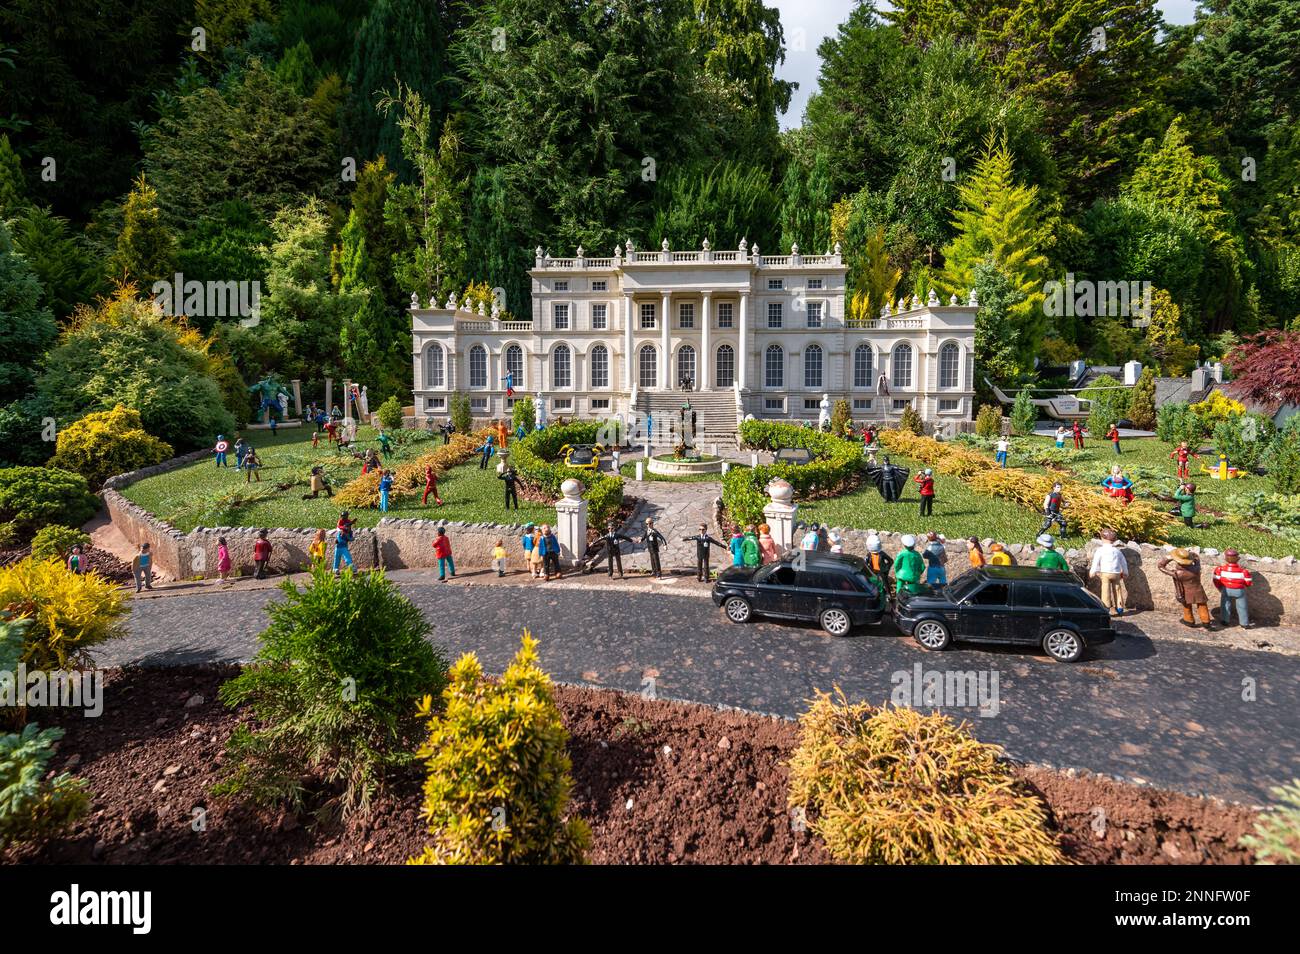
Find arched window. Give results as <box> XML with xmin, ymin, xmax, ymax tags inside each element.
<box><xmin>590</xmin><ymin>344</ymin><xmax>609</xmax><ymax>389</ymax></box>
<box><xmin>891</xmin><ymin>343</ymin><xmax>913</xmax><ymax>390</ymax></box>
<box><xmin>552</xmin><ymin>344</ymin><xmax>572</xmax><ymax>388</ymax></box>
<box><xmin>939</xmin><ymin>342</ymin><xmax>960</xmax><ymax>389</ymax></box>
<box><xmin>804</xmin><ymin>344</ymin><xmax>823</xmax><ymax>389</ymax></box>
<box><xmin>677</xmin><ymin>345</ymin><xmax>696</xmax><ymax>389</ymax></box>
<box><xmin>853</xmin><ymin>344</ymin><xmax>873</xmax><ymax>389</ymax></box>
<box><xmin>765</xmin><ymin>344</ymin><xmax>784</xmax><ymax>389</ymax></box>
<box><xmin>715</xmin><ymin>344</ymin><xmax>735</xmax><ymax>388</ymax></box>
<box><xmin>638</xmin><ymin>345</ymin><xmax>657</xmax><ymax>389</ymax></box>
<box><xmin>469</xmin><ymin>345</ymin><xmax>488</xmax><ymax>389</ymax></box>
<box><xmin>505</xmin><ymin>344</ymin><xmax>524</xmax><ymax>388</ymax></box>
<box><xmin>425</xmin><ymin>344</ymin><xmax>444</xmax><ymax>388</ymax></box>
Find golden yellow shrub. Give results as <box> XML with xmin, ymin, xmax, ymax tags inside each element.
<box><xmin>0</xmin><ymin>557</ymin><xmax>128</xmax><ymax>669</ymax></box>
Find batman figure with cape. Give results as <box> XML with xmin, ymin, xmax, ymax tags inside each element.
<box><xmin>866</xmin><ymin>455</ymin><xmax>910</xmax><ymax>502</ymax></box>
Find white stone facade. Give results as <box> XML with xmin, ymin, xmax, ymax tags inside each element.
<box><xmin>410</xmin><ymin>240</ymin><xmax>977</xmax><ymax>426</ymax></box>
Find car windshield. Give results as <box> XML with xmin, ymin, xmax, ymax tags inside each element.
<box><xmin>945</xmin><ymin>573</ymin><xmax>982</xmax><ymax>602</ymax></box>
<box><xmin>755</xmin><ymin>563</ymin><xmax>796</xmax><ymax>586</ymax></box>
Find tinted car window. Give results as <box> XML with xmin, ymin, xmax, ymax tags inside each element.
<box><xmin>945</xmin><ymin>574</ymin><xmax>982</xmax><ymax>602</ymax></box>
<box><xmin>766</xmin><ymin>565</ymin><xmax>797</xmax><ymax>586</ymax></box>
<box><xmin>1050</xmin><ymin>586</ymin><xmax>1100</xmax><ymax>610</ymax></box>
<box><xmin>967</xmin><ymin>582</ymin><xmax>1010</xmax><ymax>606</ymax></box>
<box><xmin>1013</xmin><ymin>583</ymin><xmax>1045</xmax><ymax>607</ymax></box>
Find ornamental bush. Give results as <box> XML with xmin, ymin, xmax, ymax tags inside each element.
<box><xmin>376</xmin><ymin>395</ymin><xmax>404</xmax><ymax>432</ymax></box>
<box><xmin>409</xmin><ymin>633</ymin><xmax>589</xmax><ymax>865</ymax></box>
<box><xmin>47</xmin><ymin>404</ymin><xmax>173</xmax><ymax>489</ymax></box>
<box><xmin>974</xmin><ymin>404</ymin><xmax>1003</xmax><ymax>438</ymax></box>
<box><xmin>335</xmin><ymin>431</ymin><xmax>481</xmax><ymax>509</ymax></box>
<box><xmin>830</xmin><ymin>399</ymin><xmax>851</xmax><ymax>437</ymax></box>
<box><xmin>29</xmin><ymin>525</ymin><xmax>90</xmax><ymax>562</ymax></box>
<box><xmin>1083</xmin><ymin>373</ymin><xmax>1129</xmax><ymax>438</ymax></box>
<box><xmin>1156</xmin><ymin>401</ymin><xmax>1201</xmax><ymax>445</ymax></box>
<box><xmin>1241</xmin><ymin>780</ymin><xmax>1300</xmax><ymax>864</ymax></box>
<box><xmin>723</xmin><ymin>420</ymin><xmax>864</xmax><ymax>524</ymax></box>
<box><xmin>0</xmin><ymin>557</ymin><xmax>129</xmax><ymax>670</ymax></box>
<box><xmin>449</xmin><ymin>391</ymin><xmax>473</xmax><ymax>435</ymax></box>
<box><xmin>0</xmin><ymin>721</ymin><xmax>90</xmax><ymax>849</ymax></box>
<box><xmin>215</xmin><ymin>564</ymin><xmax>447</xmax><ymax>816</ymax></box>
<box><xmin>0</xmin><ymin>466</ymin><xmax>98</xmax><ymax>543</ymax></box>
<box><xmin>511</xmin><ymin>396</ymin><xmax>535</xmax><ymax>435</ymax></box>
<box><xmin>1266</xmin><ymin>419</ymin><xmax>1300</xmax><ymax>495</ymax></box>
<box><xmin>512</xmin><ymin>421</ymin><xmax>624</xmax><ymax>526</ymax></box>
<box><xmin>1212</xmin><ymin>413</ymin><xmax>1273</xmax><ymax>472</ymax></box>
<box><xmin>788</xmin><ymin>690</ymin><xmax>1063</xmax><ymax>864</ymax></box>
<box><xmin>1010</xmin><ymin>389</ymin><xmax>1037</xmax><ymax>436</ymax></box>
<box><xmin>897</xmin><ymin>404</ymin><xmax>925</xmax><ymax>435</ymax></box>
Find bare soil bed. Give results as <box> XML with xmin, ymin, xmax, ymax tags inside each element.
<box><xmin>0</xmin><ymin>544</ymin><xmax>132</xmax><ymax>583</ymax></box>
<box><xmin>4</xmin><ymin>665</ymin><xmax>1259</xmax><ymax>865</ymax></box>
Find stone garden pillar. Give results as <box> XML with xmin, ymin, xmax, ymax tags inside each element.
<box><xmin>291</xmin><ymin>379</ymin><xmax>302</xmax><ymax>417</ymax></box>
<box><xmin>762</xmin><ymin>478</ymin><xmax>797</xmax><ymax>551</ymax></box>
<box><xmin>325</xmin><ymin>376</ymin><xmax>333</xmax><ymax>414</ymax></box>
<box><xmin>554</xmin><ymin>478</ymin><xmax>588</xmax><ymax>567</ymax></box>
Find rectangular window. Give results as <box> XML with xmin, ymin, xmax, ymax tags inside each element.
<box><xmin>804</xmin><ymin>399</ymin><xmax>820</xmax><ymax>411</ymax></box>
<box><xmin>939</xmin><ymin>398</ymin><xmax>960</xmax><ymax>412</ymax></box>
<box><xmin>471</xmin><ymin>397</ymin><xmax>488</xmax><ymax>412</ymax></box>
<box><xmin>554</xmin><ymin>280</ymin><xmax>569</xmax><ymax>292</ymax></box>
<box><xmin>767</xmin><ymin>302</ymin><xmax>782</xmax><ymax>329</ymax></box>
<box><xmin>590</xmin><ymin>347</ymin><xmax>609</xmax><ymax>388</ymax></box>
<box><xmin>807</xmin><ymin>278</ymin><xmax>823</xmax><ymax>290</ymax></box>
<box><xmin>553</xmin><ymin>398</ymin><xmax>573</xmax><ymax>411</ymax></box>
<box><xmin>717</xmin><ymin>302</ymin><xmax>733</xmax><ymax>328</ymax></box>
<box><xmin>426</xmin><ymin>397</ymin><xmax>446</xmax><ymax>410</ymax></box>
<box><xmin>591</xmin><ymin>280</ymin><xmax>607</xmax><ymax>292</ymax></box>
<box><xmin>764</xmin><ymin>398</ymin><xmax>785</xmax><ymax>412</ymax></box>
<box><xmin>806</xmin><ymin>301</ymin><xmax>823</xmax><ymax>328</ymax></box>
<box><xmin>767</xmin><ymin>278</ymin><xmax>784</xmax><ymax>291</ymax></box>
<box><xmin>892</xmin><ymin>399</ymin><xmax>912</xmax><ymax>411</ymax></box>
<box><xmin>591</xmin><ymin>398</ymin><xmax>610</xmax><ymax>411</ymax></box>
<box><xmin>553</xmin><ymin>303</ymin><xmax>570</xmax><ymax>330</ymax></box>
<box><xmin>678</xmin><ymin>303</ymin><xmax>694</xmax><ymax>328</ymax></box>
<box><xmin>591</xmin><ymin>303</ymin><xmax>608</xmax><ymax>330</ymax></box>
<box><xmin>853</xmin><ymin>399</ymin><xmax>872</xmax><ymax>411</ymax></box>
<box><xmin>640</xmin><ymin>303</ymin><xmax>656</xmax><ymax>329</ymax></box>
<box><xmin>505</xmin><ymin>397</ymin><xmax>517</xmax><ymax>410</ymax></box>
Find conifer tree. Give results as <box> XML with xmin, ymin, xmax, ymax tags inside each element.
<box><xmin>0</xmin><ymin>219</ymin><xmax>57</xmax><ymax>404</ymax></box>
<box><xmin>105</xmin><ymin>174</ymin><xmax>177</xmax><ymax>291</ymax></box>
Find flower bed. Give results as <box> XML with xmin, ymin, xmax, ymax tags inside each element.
<box><xmin>723</xmin><ymin>421</ymin><xmax>864</xmax><ymax>525</ymax></box>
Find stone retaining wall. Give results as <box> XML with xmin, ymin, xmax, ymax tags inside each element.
<box><xmin>830</xmin><ymin>528</ymin><xmax>1298</xmax><ymax>625</ymax></box>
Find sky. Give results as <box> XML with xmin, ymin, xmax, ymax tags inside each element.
<box><xmin>772</xmin><ymin>0</ymin><xmax>1204</xmax><ymax>130</ymax></box>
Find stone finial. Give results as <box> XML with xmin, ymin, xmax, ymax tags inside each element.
<box><xmin>882</xmin><ymin>303</ymin><xmax>892</xmax><ymax>317</ymax></box>
<box><xmin>446</xmin><ymin>292</ymin><xmax>458</xmax><ymax>309</ymax></box>
<box><xmin>766</xmin><ymin>477</ymin><xmax>794</xmax><ymax>506</ymax></box>
<box><xmin>410</xmin><ymin>292</ymin><xmax>420</xmax><ymax>308</ymax></box>
<box><xmin>791</xmin><ymin>242</ymin><xmax>800</xmax><ymax>255</ymax></box>
<box><xmin>626</xmin><ymin>238</ymin><xmax>636</xmax><ymax>253</ymax></box>
<box><xmin>910</xmin><ymin>293</ymin><xmax>921</xmax><ymax>309</ymax></box>
<box><xmin>896</xmin><ymin>298</ymin><xmax>906</xmax><ymax>313</ymax></box>
<box><xmin>949</xmin><ymin>293</ymin><xmax>959</xmax><ymax>306</ymax></box>
<box><xmin>576</xmin><ymin>244</ymin><xmax>585</xmax><ymax>258</ymax></box>
<box><xmin>751</xmin><ymin>242</ymin><xmax>760</xmax><ymax>258</ymax></box>
<box><xmin>559</xmin><ymin>477</ymin><xmax>584</xmax><ymax>502</ymax></box>
<box><xmin>968</xmin><ymin>288</ymin><xmax>979</xmax><ymax>307</ymax></box>
<box><xmin>833</xmin><ymin>241</ymin><xmax>842</xmax><ymax>255</ymax></box>
<box><xmin>662</xmin><ymin>237</ymin><xmax>670</xmax><ymax>252</ymax></box>
<box><xmin>614</xmin><ymin>244</ymin><xmax>622</xmax><ymax>257</ymax></box>
<box><xmin>927</xmin><ymin>288</ymin><xmax>939</xmax><ymax>306</ymax></box>
<box><xmin>702</xmin><ymin>237</ymin><xmax>710</xmax><ymax>251</ymax></box>
<box><xmin>739</xmin><ymin>237</ymin><xmax>748</xmax><ymax>253</ymax></box>
<box><xmin>491</xmin><ymin>301</ymin><xmax>500</xmax><ymax>318</ymax></box>
<box><xmin>535</xmin><ymin>245</ymin><xmax>544</xmax><ymax>259</ymax></box>
<box><xmin>477</xmin><ymin>300</ymin><xmax>486</xmax><ymax>316</ymax></box>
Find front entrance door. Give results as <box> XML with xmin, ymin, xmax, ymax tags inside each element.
<box><xmin>677</xmin><ymin>345</ymin><xmax>696</xmax><ymax>391</ymax></box>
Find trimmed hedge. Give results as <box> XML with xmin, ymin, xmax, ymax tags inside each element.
<box><xmin>512</xmin><ymin>421</ymin><xmax>624</xmax><ymax>526</ymax></box>
<box><xmin>723</xmin><ymin>421</ymin><xmax>864</xmax><ymax>525</ymax></box>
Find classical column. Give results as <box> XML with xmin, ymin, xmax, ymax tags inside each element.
<box><xmin>623</xmin><ymin>292</ymin><xmax>634</xmax><ymax>390</ymax></box>
<box><xmin>738</xmin><ymin>291</ymin><xmax>750</xmax><ymax>389</ymax></box>
<box><xmin>660</xmin><ymin>291</ymin><xmax>671</xmax><ymax>390</ymax></box>
<box><xmin>700</xmin><ymin>292</ymin><xmax>712</xmax><ymax>390</ymax></box>
<box><xmin>290</xmin><ymin>379</ymin><xmax>302</xmax><ymax>417</ymax></box>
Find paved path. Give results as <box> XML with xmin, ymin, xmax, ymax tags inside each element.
<box><xmin>613</xmin><ymin>478</ymin><xmax>722</xmax><ymax>572</ymax></box>
<box><xmin>101</xmin><ymin>576</ymin><xmax>1299</xmax><ymax>805</ymax></box>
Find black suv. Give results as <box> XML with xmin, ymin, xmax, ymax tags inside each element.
<box><xmin>712</xmin><ymin>552</ymin><xmax>887</xmax><ymax>636</ymax></box>
<box><xmin>892</xmin><ymin>566</ymin><xmax>1114</xmax><ymax>662</ymax></box>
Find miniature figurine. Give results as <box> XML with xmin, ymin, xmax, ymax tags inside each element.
<box><xmin>966</xmin><ymin>537</ymin><xmax>986</xmax><ymax>568</ymax></box>
<box><xmin>893</xmin><ymin>534</ymin><xmax>924</xmax><ymax>595</ymax></box>
<box><xmin>1101</xmin><ymin>465</ymin><xmax>1135</xmax><ymax>505</ymax></box>
<box><xmin>498</xmin><ymin>463</ymin><xmax>520</xmax><ymax>510</ymax></box>
<box><xmin>914</xmin><ymin>467</ymin><xmax>936</xmax><ymax>516</ymax></box>
<box><xmin>213</xmin><ymin>434</ymin><xmax>230</xmax><ymax>468</ymax></box>
<box><xmin>1034</xmin><ymin>533</ymin><xmax>1069</xmax><ymax>571</ymax></box>
<box><xmin>432</xmin><ymin>526</ymin><xmax>456</xmax><ymax>581</ymax></box>
<box><xmin>217</xmin><ymin>536</ymin><xmax>233</xmax><ymax>584</ymax></box>
<box><xmin>302</xmin><ymin>465</ymin><xmax>333</xmax><ymax>499</ymax></box>
<box><xmin>742</xmin><ymin>525</ymin><xmax>761</xmax><ymax>567</ymax></box>
<box><xmin>253</xmin><ymin>529</ymin><xmax>272</xmax><ymax>579</ymax></box>
<box><xmin>922</xmin><ymin>531</ymin><xmax>947</xmax><ymax>586</ymax></box>
<box><xmin>683</xmin><ymin>523</ymin><xmax>728</xmax><ymax>582</ymax></box>
<box><xmin>540</xmin><ymin>524</ymin><xmax>562</xmax><ymax>580</ymax></box>
<box><xmin>1054</xmin><ymin>426</ymin><xmax>1067</xmax><ymax>449</ymax></box>
<box><xmin>1040</xmin><ymin>483</ymin><xmax>1068</xmax><ymax>534</ymax></box>
<box><xmin>132</xmin><ymin>542</ymin><xmax>153</xmax><ymax>592</ymax></box>
<box><xmin>493</xmin><ymin>538</ymin><xmax>508</xmax><ymax>577</ymax></box>
<box><xmin>987</xmin><ymin>542</ymin><xmax>1014</xmax><ymax>566</ymax></box>
<box><xmin>757</xmin><ymin>523</ymin><xmax>778</xmax><ymax>564</ymax></box>
<box><xmin>730</xmin><ymin>527</ymin><xmax>747</xmax><ymax>566</ymax></box>
<box><xmin>1158</xmin><ymin>548</ymin><xmax>1214</xmax><ymax>629</ymax></box>
<box><xmin>641</xmin><ymin>517</ymin><xmax>667</xmax><ymax>578</ymax></box>
<box><xmin>378</xmin><ymin>469</ymin><xmax>393</xmax><ymax>512</ymax></box>
<box><xmin>1171</xmin><ymin>481</ymin><xmax>1198</xmax><ymax>528</ymax></box>
<box><xmin>995</xmin><ymin>435</ymin><xmax>1009</xmax><ymax>468</ymax></box>
<box><xmin>1107</xmin><ymin>422</ymin><xmax>1122</xmax><ymax>455</ymax></box>
<box><xmin>423</xmin><ymin>464</ymin><xmax>443</xmax><ymax>506</ymax></box>
<box><xmin>1088</xmin><ymin>528</ymin><xmax>1128</xmax><ymax>616</ymax></box>
<box><xmin>865</xmin><ymin>535</ymin><xmax>893</xmax><ymax>585</ymax></box>
<box><xmin>1071</xmin><ymin>420</ymin><xmax>1085</xmax><ymax>450</ymax></box>
<box><xmin>1212</xmin><ymin>548</ymin><xmax>1253</xmax><ymax>628</ymax></box>
<box><xmin>1170</xmin><ymin>441</ymin><xmax>1200</xmax><ymax>480</ymax></box>
<box><xmin>476</xmin><ymin>433</ymin><xmax>496</xmax><ymax>469</ymax></box>
<box><xmin>866</xmin><ymin>456</ymin><xmax>909</xmax><ymax>502</ymax></box>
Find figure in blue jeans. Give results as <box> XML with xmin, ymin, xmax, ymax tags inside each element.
<box><xmin>333</xmin><ymin>530</ymin><xmax>354</xmax><ymax>572</ymax></box>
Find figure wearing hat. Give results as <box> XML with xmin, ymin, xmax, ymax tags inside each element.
<box><xmin>865</xmin><ymin>534</ymin><xmax>893</xmax><ymax>587</ymax></box>
<box><xmin>1033</xmin><ymin>534</ymin><xmax>1068</xmax><ymax>571</ymax></box>
<box><xmin>914</xmin><ymin>468</ymin><xmax>936</xmax><ymax>517</ymax></box>
<box><xmin>987</xmin><ymin>542</ymin><xmax>1015</xmax><ymax>566</ymax></box>
<box><xmin>1158</xmin><ymin>548</ymin><xmax>1214</xmax><ymax>629</ymax></box>
<box><xmin>894</xmin><ymin>534</ymin><xmax>925</xmax><ymax>595</ymax></box>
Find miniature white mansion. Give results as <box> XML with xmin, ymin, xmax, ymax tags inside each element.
<box><xmin>410</xmin><ymin>239</ymin><xmax>977</xmax><ymax>437</ymax></box>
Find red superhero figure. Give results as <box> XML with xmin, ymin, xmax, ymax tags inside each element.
<box><xmin>323</xmin><ymin>419</ymin><xmax>338</xmax><ymax>444</ymax></box>
<box><xmin>423</xmin><ymin>464</ymin><xmax>443</xmax><ymax>506</ymax></box>
<box><xmin>1071</xmin><ymin>420</ymin><xmax>1085</xmax><ymax>449</ymax></box>
<box><xmin>1170</xmin><ymin>441</ymin><xmax>1200</xmax><ymax>480</ymax></box>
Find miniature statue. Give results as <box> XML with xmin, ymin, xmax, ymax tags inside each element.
<box><xmin>1170</xmin><ymin>441</ymin><xmax>1200</xmax><ymax>480</ymax></box>
<box><xmin>922</xmin><ymin>531</ymin><xmax>947</xmax><ymax>585</ymax></box>
<box><xmin>1212</xmin><ymin>548</ymin><xmax>1253</xmax><ymax>628</ymax></box>
<box><xmin>1040</xmin><ymin>483</ymin><xmax>1068</xmax><ymax>534</ymax></box>
<box><xmin>865</xmin><ymin>535</ymin><xmax>893</xmax><ymax>586</ymax></box>
<box><xmin>498</xmin><ymin>463</ymin><xmax>520</xmax><ymax>510</ymax></box>
<box><xmin>1158</xmin><ymin>548</ymin><xmax>1214</xmax><ymax>629</ymax></box>
<box><xmin>1034</xmin><ymin>533</ymin><xmax>1068</xmax><ymax>571</ymax></box>
<box><xmin>1101</xmin><ymin>465</ymin><xmax>1135</xmax><ymax>505</ymax></box>
<box><xmin>212</xmin><ymin>434</ymin><xmax>230</xmax><ymax>468</ymax></box>
<box><xmin>913</xmin><ymin>467</ymin><xmax>936</xmax><ymax>516</ymax></box>
<box><xmin>866</xmin><ymin>455</ymin><xmax>909</xmax><ymax>502</ymax></box>
<box><xmin>585</xmin><ymin>520</ymin><xmax>634</xmax><ymax>577</ymax></box>
<box><xmin>1171</xmin><ymin>481</ymin><xmax>1198</xmax><ymax>528</ymax></box>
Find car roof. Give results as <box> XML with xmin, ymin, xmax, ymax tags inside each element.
<box><xmin>973</xmin><ymin>566</ymin><xmax>1078</xmax><ymax>584</ymax></box>
<box><xmin>782</xmin><ymin>551</ymin><xmax>869</xmax><ymax>572</ymax></box>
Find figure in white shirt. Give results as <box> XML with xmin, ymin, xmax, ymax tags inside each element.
<box><xmin>1088</xmin><ymin>528</ymin><xmax>1129</xmax><ymax>616</ymax></box>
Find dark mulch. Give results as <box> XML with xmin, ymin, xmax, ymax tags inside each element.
<box><xmin>0</xmin><ymin>545</ymin><xmax>131</xmax><ymax>583</ymax></box>
<box><xmin>4</xmin><ymin>666</ymin><xmax>1258</xmax><ymax>865</ymax></box>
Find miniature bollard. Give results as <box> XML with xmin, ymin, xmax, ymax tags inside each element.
<box><xmin>751</xmin><ymin>452</ymin><xmax>758</xmax><ymax>468</ymax></box>
<box><xmin>722</xmin><ymin>461</ymin><xmax>730</xmax><ymax>474</ymax></box>
<box><xmin>635</xmin><ymin>460</ymin><xmax>644</xmax><ymax>481</ymax></box>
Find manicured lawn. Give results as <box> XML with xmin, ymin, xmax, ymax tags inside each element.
<box><xmin>121</xmin><ymin>426</ymin><xmax>555</xmax><ymax>531</ymax></box>
<box><xmin>798</xmin><ymin>455</ymin><xmax>1048</xmax><ymax>543</ymax></box>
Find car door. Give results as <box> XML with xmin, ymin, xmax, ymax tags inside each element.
<box><xmin>960</xmin><ymin>582</ymin><xmax>1013</xmax><ymax>642</ymax></box>
<box><xmin>1046</xmin><ymin>585</ymin><xmax>1105</xmax><ymax>633</ymax></box>
<box><xmin>794</xmin><ymin>569</ymin><xmax>845</xmax><ymax>620</ymax></box>
<box><xmin>754</xmin><ymin>564</ymin><xmax>799</xmax><ymax>618</ymax></box>
<box><xmin>1010</xmin><ymin>582</ymin><xmax>1053</xmax><ymax>644</ymax></box>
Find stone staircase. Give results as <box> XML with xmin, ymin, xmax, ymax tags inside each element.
<box><xmin>635</xmin><ymin>390</ymin><xmax>739</xmax><ymax>451</ymax></box>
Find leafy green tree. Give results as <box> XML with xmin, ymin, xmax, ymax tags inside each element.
<box><xmin>0</xmin><ymin>397</ymin><xmax>54</xmax><ymax>466</ymax></box>
<box><xmin>1083</xmin><ymin>373</ymin><xmax>1130</xmax><ymax>437</ymax></box>
<box><xmin>105</xmin><ymin>174</ymin><xmax>177</xmax><ymax>291</ymax></box>
<box><xmin>846</xmin><ymin>224</ymin><xmax>901</xmax><ymax>323</ymax></box>
<box><xmin>779</xmin><ymin>150</ymin><xmax>833</xmax><ymax>253</ymax></box>
<box><xmin>971</xmin><ymin>263</ymin><xmax>1024</xmax><ymax>391</ymax></box>
<box><xmin>1128</xmin><ymin>367</ymin><xmax>1157</xmax><ymax>430</ymax></box>
<box><xmin>38</xmin><ymin>290</ymin><xmax>235</xmax><ymax>451</ymax></box>
<box><xmin>1144</xmin><ymin>288</ymin><xmax>1200</xmax><ymax>374</ymax></box>
<box><xmin>940</xmin><ymin>135</ymin><xmax>1052</xmax><ymax>373</ymax></box>
<box><xmin>1266</xmin><ymin>418</ymin><xmax>1300</xmax><ymax>494</ymax></box>
<box><xmin>174</xmin><ymin>201</ymin><xmax>272</xmax><ymax>333</ymax></box>
<box><xmin>1010</xmin><ymin>389</ymin><xmax>1037</xmax><ymax>436</ymax></box>
<box><xmin>648</xmin><ymin>160</ymin><xmax>780</xmax><ymax>251</ymax></box>
<box><xmin>0</xmin><ymin>134</ymin><xmax>24</xmax><ymax>216</ymax></box>
<box><xmin>0</xmin><ymin>219</ymin><xmax>57</xmax><ymax>404</ymax></box>
<box><xmin>450</xmin><ymin>391</ymin><xmax>472</xmax><ymax>434</ymax></box>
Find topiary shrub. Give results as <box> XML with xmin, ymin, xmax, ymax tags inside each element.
<box><xmin>830</xmin><ymin>399</ymin><xmax>851</xmax><ymax>437</ymax></box>
<box><xmin>1241</xmin><ymin>779</ymin><xmax>1300</xmax><ymax>864</ymax></box>
<box><xmin>1128</xmin><ymin>367</ymin><xmax>1157</xmax><ymax>430</ymax></box>
<box><xmin>0</xmin><ymin>557</ymin><xmax>128</xmax><ymax>670</ymax></box>
<box><xmin>0</xmin><ymin>721</ymin><xmax>90</xmax><ymax>849</ymax></box>
<box><xmin>409</xmin><ymin>633</ymin><xmax>589</xmax><ymax>865</ymax></box>
<box><xmin>1156</xmin><ymin>401</ymin><xmax>1201</xmax><ymax>445</ymax></box>
<box><xmin>450</xmin><ymin>391</ymin><xmax>473</xmax><ymax>434</ymax></box>
<box><xmin>511</xmin><ymin>397</ymin><xmax>535</xmax><ymax>435</ymax></box>
<box><xmin>1213</xmin><ymin>413</ymin><xmax>1273</xmax><ymax>472</ymax></box>
<box><xmin>975</xmin><ymin>404</ymin><xmax>1003</xmax><ymax>438</ymax></box>
<box><xmin>215</xmin><ymin>564</ymin><xmax>448</xmax><ymax>816</ymax></box>
<box><xmin>1083</xmin><ymin>373</ymin><xmax>1129</xmax><ymax>438</ymax></box>
<box><xmin>512</xmin><ymin>421</ymin><xmax>624</xmax><ymax>526</ymax></box>
<box><xmin>29</xmin><ymin>525</ymin><xmax>91</xmax><ymax>562</ymax></box>
<box><xmin>1010</xmin><ymin>389</ymin><xmax>1037</xmax><ymax>436</ymax></box>
<box><xmin>0</xmin><ymin>466</ymin><xmax>97</xmax><ymax>543</ymax></box>
<box><xmin>376</xmin><ymin>395</ymin><xmax>404</xmax><ymax>432</ymax></box>
<box><xmin>46</xmin><ymin>404</ymin><xmax>173</xmax><ymax>489</ymax></box>
<box><xmin>897</xmin><ymin>404</ymin><xmax>925</xmax><ymax>435</ymax></box>
<box><xmin>788</xmin><ymin>690</ymin><xmax>1064</xmax><ymax>864</ymax></box>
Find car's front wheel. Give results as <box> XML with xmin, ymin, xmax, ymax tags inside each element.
<box><xmin>820</xmin><ymin>607</ymin><xmax>853</xmax><ymax>637</ymax></box>
<box><xmin>913</xmin><ymin>619</ymin><xmax>951</xmax><ymax>651</ymax></box>
<box><xmin>723</xmin><ymin>595</ymin><xmax>752</xmax><ymax>624</ymax></box>
<box><xmin>1043</xmin><ymin>628</ymin><xmax>1084</xmax><ymax>663</ymax></box>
